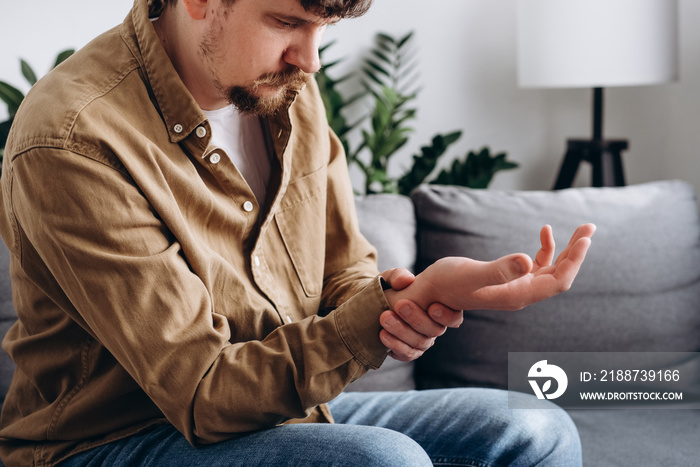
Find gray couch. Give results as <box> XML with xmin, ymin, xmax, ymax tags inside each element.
<box><xmin>348</xmin><ymin>180</ymin><xmax>700</xmax><ymax>466</ymax></box>
<box><xmin>0</xmin><ymin>180</ymin><xmax>698</xmax><ymax>466</ymax></box>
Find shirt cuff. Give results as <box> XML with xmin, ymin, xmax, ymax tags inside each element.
<box><xmin>333</xmin><ymin>275</ymin><xmax>390</xmax><ymax>370</ymax></box>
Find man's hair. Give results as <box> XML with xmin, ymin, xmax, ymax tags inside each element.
<box><xmin>161</xmin><ymin>0</ymin><xmax>373</xmax><ymax>19</ymax></box>
<box><xmin>300</xmin><ymin>0</ymin><xmax>373</xmax><ymax>19</ymax></box>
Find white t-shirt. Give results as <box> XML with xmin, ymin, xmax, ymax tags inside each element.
<box><xmin>203</xmin><ymin>106</ymin><xmax>271</xmax><ymax>205</ymax></box>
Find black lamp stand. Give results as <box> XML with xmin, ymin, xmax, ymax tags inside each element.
<box><xmin>552</xmin><ymin>87</ymin><xmax>628</xmax><ymax>190</ymax></box>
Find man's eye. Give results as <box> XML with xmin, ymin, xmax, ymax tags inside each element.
<box><xmin>277</xmin><ymin>19</ymin><xmax>294</xmax><ymax>28</ymax></box>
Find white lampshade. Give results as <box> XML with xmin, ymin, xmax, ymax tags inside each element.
<box><xmin>517</xmin><ymin>0</ymin><xmax>679</xmax><ymax>88</ymax></box>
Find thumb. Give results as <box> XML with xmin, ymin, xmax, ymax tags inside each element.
<box><xmin>480</xmin><ymin>253</ymin><xmax>532</xmax><ymax>287</ymax></box>
<box><xmin>380</xmin><ymin>268</ymin><xmax>416</xmax><ymax>291</ymax></box>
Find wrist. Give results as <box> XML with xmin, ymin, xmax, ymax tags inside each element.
<box><xmin>382</xmin><ymin>274</ymin><xmax>431</xmax><ymax>311</ymax></box>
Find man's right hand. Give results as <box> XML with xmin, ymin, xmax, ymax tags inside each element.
<box><xmin>378</xmin><ymin>299</ymin><xmax>463</xmax><ymax>362</ymax></box>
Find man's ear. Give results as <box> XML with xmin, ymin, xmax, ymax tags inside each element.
<box><xmin>182</xmin><ymin>0</ymin><xmax>209</xmax><ymax>20</ymax></box>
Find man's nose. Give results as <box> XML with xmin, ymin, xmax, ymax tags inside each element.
<box><xmin>283</xmin><ymin>31</ymin><xmax>324</xmax><ymax>74</ymax></box>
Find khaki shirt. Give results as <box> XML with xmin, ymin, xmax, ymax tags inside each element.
<box><xmin>0</xmin><ymin>0</ymin><xmax>390</xmax><ymax>465</ymax></box>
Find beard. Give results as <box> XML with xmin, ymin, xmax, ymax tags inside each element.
<box><xmin>226</xmin><ymin>67</ymin><xmax>309</xmax><ymax>116</ymax></box>
<box><xmin>199</xmin><ymin>19</ymin><xmax>310</xmax><ymax>116</ymax></box>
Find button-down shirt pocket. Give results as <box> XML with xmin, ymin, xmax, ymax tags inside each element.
<box><xmin>274</xmin><ymin>165</ymin><xmax>328</xmax><ymax>297</ymax></box>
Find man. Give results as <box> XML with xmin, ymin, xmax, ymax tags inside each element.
<box><xmin>0</xmin><ymin>0</ymin><xmax>594</xmax><ymax>465</ymax></box>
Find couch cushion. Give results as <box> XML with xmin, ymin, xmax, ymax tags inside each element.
<box><xmin>567</xmin><ymin>409</ymin><xmax>700</xmax><ymax>467</ymax></box>
<box><xmin>345</xmin><ymin>194</ymin><xmax>417</xmax><ymax>392</ymax></box>
<box><xmin>411</xmin><ymin>181</ymin><xmax>700</xmax><ymax>390</ymax></box>
<box><xmin>353</xmin><ymin>194</ymin><xmax>417</xmax><ymax>274</ymax></box>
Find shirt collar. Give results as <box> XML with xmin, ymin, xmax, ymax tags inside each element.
<box><xmin>122</xmin><ymin>0</ymin><xmax>207</xmax><ymax>144</ymax></box>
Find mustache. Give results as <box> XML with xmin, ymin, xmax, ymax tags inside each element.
<box><xmin>253</xmin><ymin>67</ymin><xmax>309</xmax><ymax>91</ymax></box>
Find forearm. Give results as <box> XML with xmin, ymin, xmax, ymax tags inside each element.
<box><xmin>192</xmin><ymin>277</ymin><xmax>390</xmax><ymax>442</ymax></box>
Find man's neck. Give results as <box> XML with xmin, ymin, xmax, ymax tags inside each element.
<box><xmin>152</xmin><ymin>9</ymin><xmax>225</xmax><ymax>111</ymax></box>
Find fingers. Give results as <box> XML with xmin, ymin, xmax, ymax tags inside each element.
<box><xmin>525</xmin><ymin>235</ymin><xmax>592</xmax><ymax>305</ymax></box>
<box><xmin>533</xmin><ymin>225</ymin><xmax>555</xmax><ymax>271</ymax></box>
<box><xmin>554</xmin><ymin>223</ymin><xmax>596</xmax><ymax>266</ymax></box>
<box><xmin>380</xmin><ymin>302</ymin><xmax>463</xmax><ymax>361</ymax></box>
<box><xmin>467</xmin><ymin>224</ymin><xmax>595</xmax><ymax>311</ymax></box>
<box><xmin>380</xmin><ymin>268</ymin><xmax>415</xmax><ymax>291</ymax></box>
<box><xmin>427</xmin><ymin>303</ymin><xmax>463</xmax><ymax>328</ymax></box>
<box><xmin>382</xmin><ymin>299</ymin><xmax>447</xmax><ymax>340</ymax></box>
<box><xmin>379</xmin><ymin>299</ymin><xmax>447</xmax><ymax>361</ymax></box>
<box><xmin>477</xmin><ymin>253</ymin><xmax>532</xmax><ymax>288</ymax></box>
<box><xmin>380</xmin><ymin>329</ymin><xmax>431</xmax><ymax>362</ymax></box>
<box><xmin>552</xmin><ymin>236</ymin><xmax>593</xmax><ymax>289</ymax></box>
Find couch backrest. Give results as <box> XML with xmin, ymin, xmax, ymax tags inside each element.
<box><xmin>411</xmin><ymin>180</ymin><xmax>700</xmax><ymax>391</ymax></box>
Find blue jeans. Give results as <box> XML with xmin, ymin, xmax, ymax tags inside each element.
<box><xmin>58</xmin><ymin>388</ymin><xmax>582</xmax><ymax>466</ymax></box>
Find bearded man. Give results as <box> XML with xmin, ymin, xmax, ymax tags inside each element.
<box><xmin>0</xmin><ymin>0</ymin><xmax>593</xmax><ymax>465</ymax></box>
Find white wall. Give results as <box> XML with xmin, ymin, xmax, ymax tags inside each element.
<box><xmin>0</xmin><ymin>1</ymin><xmax>133</xmax><ymax>96</ymax></box>
<box><xmin>2</xmin><ymin>0</ymin><xmax>699</xmax><ymax>193</ymax></box>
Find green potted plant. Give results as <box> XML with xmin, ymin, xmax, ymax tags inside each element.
<box><xmin>316</xmin><ymin>32</ymin><xmax>518</xmax><ymax>194</ymax></box>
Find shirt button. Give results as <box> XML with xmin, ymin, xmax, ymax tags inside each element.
<box><xmin>243</xmin><ymin>201</ymin><xmax>254</xmax><ymax>212</ymax></box>
<box><xmin>253</xmin><ymin>256</ymin><xmax>261</xmax><ymax>267</ymax></box>
<box><xmin>173</xmin><ymin>124</ymin><xmax>183</xmax><ymax>134</ymax></box>
<box><xmin>196</xmin><ymin>126</ymin><xmax>207</xmax><ymax>138</ymax></box>
<box><xmin>209</xmin><ymin>153</ymin><xmax>221</xmax><ymax>164</ymax></box>
<box><xmin>285</xmin><ymin>316</ymin><xmax>293</xmax><ymax>324</ymax></box>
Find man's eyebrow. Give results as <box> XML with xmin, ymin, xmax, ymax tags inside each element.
<box><xmin>273</xmin><ymin>12</ymin><xmax>340</xmax><ymax>26</ymax></box>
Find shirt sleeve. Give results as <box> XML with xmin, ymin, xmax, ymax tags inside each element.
<box><xmin>7</xmin><ymin>148</ymin><xmax>390</xmax><ymax>445</ymax></box>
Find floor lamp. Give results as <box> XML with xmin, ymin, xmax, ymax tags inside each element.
<box><xmin>517</xmin><ymin>0</ymin><xmax>679</xmax><ymax>189</ymax></box>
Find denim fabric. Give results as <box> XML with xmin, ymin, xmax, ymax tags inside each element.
<box><xmin>58</xmin><ymin>388</ymin><xmax>581</xmax><ymax>467</ymax></box>
<box><xmin>330</xmin><ymin>388</ymin><xmax>582</xmax><ymax>466</ymax></box>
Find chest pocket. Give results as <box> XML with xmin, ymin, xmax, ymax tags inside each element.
<box><xmin>274</xmin><ymin>166</ymin><xmax>328</xmax><ymax>297</ymax></box>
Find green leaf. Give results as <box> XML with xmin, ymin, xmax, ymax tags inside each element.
<box><xmin>397</xmin><ymin>31</ymin><xmax>415</xmax><ymax>48</ymax></box>
<box><xmin>442</xmin><ymin>131</ymin><xmax>462</xmax><ymax>146</ymax></box>
<box><xmin>375</xmin><ymin>135</ymin><xmax>408</xmax><ymax>161</ymax></box>
<box><xmin>376</xmin><ymin>32</ymin><xmax>396</xmax><ymax>45</ymax></box>
<box><xmin>375</xmin><ymin>38</ymin><xmax>395</xmax><ymax>55</ymax></box>
<box><xmin>397</xmin><ymin>131</ymin><xmax>462</xmax><ymax>195</ymax></box>
<box><xmin>0</xmin><ymin>117</ymin><xmax>13</xmax><ymax>175</ymax></box>
<box><xmin>322</xmin><ymin>58</ymin><xmax>343</xmax><ymax>70</ymax></box>
<box><xmin>319</xmin><ymin>41</ymin><xmax>336</xmax><ymax>54</ymax></box>
<box><xmin>430</xmin><ymin>147</ymin><xmax>518</xmax><ymax>189</ymax></box>
<box><xmin>363</xmin><ymin>68</ymin><xmax>385</xmax><ymax>88</ymax></box>
<box><xmin>53</xmin><ymin>49</ymin><xmax>75</xmax><ymax>69</ymax></box>
<box><xmin>380</xmin><ymin>85</ymin><xmax>399</xmax><ymax>103</ymax></box>
<box><xmin>365</xmin><ymin>59</ymin><xmax>391</xmax><ymax>79</ymax></box>
<box><xmin>371</xmin><ymin>49</ymin><xmax>392</xmax><ymax>67</ymax></box>
<box><xmin>394</xmin><ymin>108</ymin><xmax>417</xmax><ymax>126</ymax></box>
<box><xmin>0</xmin><ymin>81</ymin><xmax>25</xmax><ymax>116</ymax></box>
<box><xmin>20</xmin><ymin>60</ymin><xmax>38</xmax><ymax>86</ymax></box>
<box><xmin>372</xmin><ymin>99</ymin><xmax>391</xmax><ymax>132</ymax></box>
<box><xmin>0</xmin><ymin>117</ymin><xmax>13</xmax><ymax>148</ymax></box>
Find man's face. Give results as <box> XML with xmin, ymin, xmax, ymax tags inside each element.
<box><xmin>197</xmin><ymin>0</ymin><xmax>337</xmax><ymax>115</ymax></box>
